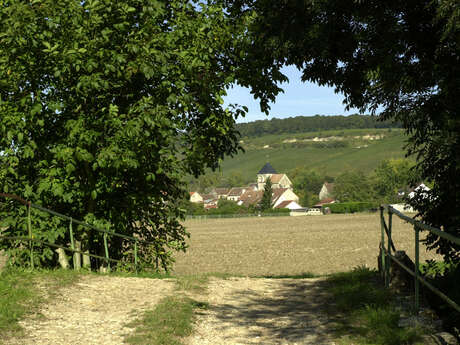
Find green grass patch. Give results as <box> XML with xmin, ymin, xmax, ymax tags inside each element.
<box><xmin>124</xmin><ymin>296</ymin><xmax>208</xmax><ymax>345</ymax></box>
<box><xmin>325</xmin><ymin>266</ymin><xmax>426</xmax><ymax>345</ymax></box>
<box><xmin>0</xmin><ymin>268</ymin><xmax>80</xmax><ymax>338</ymax></box>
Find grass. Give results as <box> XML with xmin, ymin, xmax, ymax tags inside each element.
<box><xmin>124</xmin><ymin>296</ymin><xmax>208</xmax><ymax>345</ymax></box>
<box><xmin>219</xmin><ymin>128</ymin><xmax>409</xmax><ymax>181</ymax></box>
<box><xmin>0</xmin><ymin>268</ymin><xmax>80</xmax><ymax>339</ymax></box>
<box><xmin>124</xmin><ymin>273</ymin><xmax>215</xmax><ymax>345</ymax></box>
<box><xmin>324</xmin><ymin>266</ymin><xmax>426</xmax><ymax>345</ymax></box>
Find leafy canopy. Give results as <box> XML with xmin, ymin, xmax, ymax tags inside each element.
<box><xmin>0</xmin><ymin>0</ymin><xmax>252</xmax><ymax>270</ymax></box>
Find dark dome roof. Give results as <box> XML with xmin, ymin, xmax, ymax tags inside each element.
<box><xmin>258</xmin><ymin>163</ymin><xmax>277</xmax><ymax>174</ymax></box>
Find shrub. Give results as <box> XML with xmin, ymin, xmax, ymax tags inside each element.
<box><xmin>325</xmin><ymin>202</ymin><xmax>378</xmax><ymax>214</ymax></box>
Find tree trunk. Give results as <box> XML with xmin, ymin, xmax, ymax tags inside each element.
<box><xmin>56</xmin><ymin>248</ymin><xmax>69</xmax><ymax>269</ymax></box>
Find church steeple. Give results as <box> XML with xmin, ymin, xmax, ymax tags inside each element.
<box><xmin>258</xmin><ymin>162</ymin><xmax>277</xmax><ymax>175</ymax></box>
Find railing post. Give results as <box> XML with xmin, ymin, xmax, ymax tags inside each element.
<box><xmin>414</xmin><ymin>225</ymin><xmax>420</xmax><ymax>312</ymax></box>
<box><xmin>386</xmin><ymin>211</ymin><xmax>392</xmax><ymax>288</ymax></box>
<box><xmin>103</xmin><ymin>232</ymin><xmax>110</xmax><ymax>272</ymax></box>
<box><xmin>379</xmin><ymin>206</ymin><xmax>386</xmax><ymax>283</ymax></box>
<box><xmin>69</xmin><ymin>218</ymin><xmax>75</xmax><ymax>269</ymax></box>
<box><xmin>134</xmin><ymin>240</ymin><xmax>138</xmax><ymax>274</ymax></box>
<box><xmin>27</xmin><ymin>202</ymin><xmax>34</xmax><ymax>269</ymax></box>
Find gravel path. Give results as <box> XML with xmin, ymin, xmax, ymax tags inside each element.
<box><xmin>185</xmin><ymin>277</ymin><xmax>338</xmax><ymax>345</ymax></box>
<box><xmin>6</xmin><ymin>275</ymin><xmax>175</xmax><ymax>345</ymax></box>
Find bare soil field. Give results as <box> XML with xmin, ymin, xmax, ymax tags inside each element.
<box><xmin>174</xmin><ymin>213</ymin><xmax>441</xmax><ymax>276</ymax></box>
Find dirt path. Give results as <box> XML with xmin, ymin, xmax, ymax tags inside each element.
<box><xmin>6</xmin><ymin>275</ymin><xmax>175</xmax><ymax>345</ymax></box>
<box><xmin>6</xmin><ymin>275</ymin><xmax>339</xmax><ymax>345</ymax></box>
<box><xmin>186</xmin><ymin>277</ymin><xmax>338</xmax><ymax>345</ymax></box>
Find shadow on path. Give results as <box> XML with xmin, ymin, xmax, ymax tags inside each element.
<box><xmin>192</xmin><ymin>278</ymin><xmax>339</xmax><ymax>345</ymax></box>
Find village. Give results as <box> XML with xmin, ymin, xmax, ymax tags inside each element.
<box><xmin>189</xmin><ymin>162</ymin><xmax>336</xmax><ymax>213</ymax></box>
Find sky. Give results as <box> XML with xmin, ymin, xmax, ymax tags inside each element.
<box><xmin>224</xmin><ymin>65</ymin><xmax>361</xmax><ymax>123</ymax></box>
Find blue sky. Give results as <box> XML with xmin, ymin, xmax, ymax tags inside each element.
<box><xmin>224</xmin><ymin>65</ymin><xmax>361</xmax><ymax>123</ymax></box>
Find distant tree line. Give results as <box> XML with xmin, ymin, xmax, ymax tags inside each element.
<box><xmin>236</xmin><ymin>115</ymin><xmax>401</xmax><ymax>137</ymax></box>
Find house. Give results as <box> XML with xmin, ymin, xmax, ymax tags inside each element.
<box><xmin>319</xmin><ymin>182</ymin><xmax>334</xmax><ymax>200</ymax></box>
<box><xmin>227</xmin><ymin>187</ymin><xmax>247</xmax><ymax>201</ymax></box>
<box><xmin>272</xmin><ymin>188</ymin><xmax>299</xmax><ymax>208</ymax></box>
<box><xmin>270</xmin><ymin>174</ymin><xmax>293</xmax><ymax>190</ymax></box>
<box><xmin>201</xmin><ymin>194</ymin><xmax>218</xmax><ymax>209</ymax></box>
<box><xmin>313</xmin><ymin>197</ymin><xmax>337</xmax><ymax>208</ymax></box>
<box><xmin>211</xmin><ymin>188</ymin><xmax>230</xmax><ymax>199</ymax></box>
<box><xmin>256</xmin><ymin>163</ymin><xmax>293</xmax><ymax>191</ymax></box>
<box><xmin>238</xmin><ymin>190</ymin><xmax>264</xmax><ymax>207</ymax></box>
<box><xmin>189</xmin><ymin>192</ymin><xmax>203</xmax><ymax>203</ymax></box>
<box><xmin>275</xmin><ymin>200</ymin><xmax>303</xmax><ymax>210</ymax></box>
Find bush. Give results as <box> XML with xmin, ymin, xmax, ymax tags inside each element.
<box><xmin>325</xmin><ymin>202</ymin><xmax>378</xmax><ymax>214</ymax></box>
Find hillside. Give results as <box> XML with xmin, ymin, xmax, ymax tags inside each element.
<box><xmin>219</xmin><ymin>127</ymin><xmax>408</xmax><ymax>182</ymax></box>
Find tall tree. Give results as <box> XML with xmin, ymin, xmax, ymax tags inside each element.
<box><xmin>225</xmin><ymin>0</ymin><xmax>460</xmax><ymax>263</ymax></box>
<box><xmin>260</xmin><ymin>177</ymin><xmax>273</xmax><ymax>211</ymax></box>
<box><xmin>0</xmin><ymin>0</ymin><xmax>250</xmax><ymax>270</ymax></box>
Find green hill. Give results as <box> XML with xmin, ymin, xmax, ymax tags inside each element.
<box><xmin>219</xmin><ymin>128</ymin><xmax>409</xmax><ymax>182</ymax></box>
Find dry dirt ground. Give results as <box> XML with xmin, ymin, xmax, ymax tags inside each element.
<box><xmin>175</xmin><ymin>214</ymin><xmax>441</xmax><ymax>276</ymax></box>
<box><xmin>5</xmin><ymin>275</ymin><xmax>339</xmax><ymax>345</ymax></box>
<box><xmin>185</xmin><ymin>277</ymin><xmax>338</xmax><ymax>345</ymax></box>
<box><xmin>4</xmin><ymin>275</ymin><xmax>175</xmax><ymax>345</ymax></box>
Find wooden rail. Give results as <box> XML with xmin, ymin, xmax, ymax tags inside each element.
<box><xmin>380</xmin><ymin>204</ymin><xmax>460</xmax><ymax>313</ymax></box>
<box><xmin>0</xmin><ymin>193</ymin><xmax>157</xmax><ymax>272</ymax></box>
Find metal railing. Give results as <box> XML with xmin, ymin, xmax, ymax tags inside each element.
<box><xmin>0</xmin><ymin>193</ymin><xmax>157</xmax><ymax>272</ymax></box>
<box><xmin>380</xmin><ymin>204</ymin><xmax>460</xmax><ymax>313</ymax></box>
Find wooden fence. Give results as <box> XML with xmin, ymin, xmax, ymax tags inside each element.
<box><xmin>0</xmin><ymin>193</ymin><xmax>157</xmax><ymax>272</ymax></box>
<box><xmin>380</xmin><ymin>204</ymin><xmax>460</xmax><ymax>313</ymax></box>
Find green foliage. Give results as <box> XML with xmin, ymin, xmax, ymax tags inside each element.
<box><xmin>325</xmin><ymin>202</ymin><xmax>377</xmax><ymax>214</ymax></box>
<box><xmin>290</xmin><ymin>168</ymin><xmax>325</xmax><ymax>207</ymax></box>
<box><xmin>236</xmin><ymin>114</ymin><xmax>400</xmax><ymax>137</ymax></box>
<box><xmin>125</xmin><ymin>296</ymin><xmax>207</xmax><ymax>345</ymax></box>
<box><xmin>260</xmin><ymin>177</ymin><xmax>273</xmax><ymax>211</ymax></box>
<box><xmin>334</xmin><ymin>171</ymin><xmax>373</xmax><ymax>202</ymax></box>
<box><xmin>0</xmin><ymin>0</ymin><xmax>250</xmax><ymax>270</ymax></box>
<box><xmin>0</xmin><ymin>268</ymin><xmax>79</xmax><ymax>339</ymax></box>
<box><xmin>325</xmin><ymin>267</ymin><xmax>424</xmax><ymax>345</ymax></box>
<box><xmin>372</xmin><ymin>159</ymin><xmax>420</xmax><ymax>204</ymax></box>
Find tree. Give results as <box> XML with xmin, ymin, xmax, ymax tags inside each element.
<box><xmin>0</xmin><ymin>0</ymin><xmax>249</xmax><ymax>270</ymax></box>
<box><xmin>372</xmin><ymin>159</ymin><xmax>420</xmax><ymax>204</ymax></box>
<box><xmin>260</xmin><ymin>177</ymin><xmax>273</xmax><ymax>211</ymax></box>
<box><xmin>290</xmin><ymin>168</ymin><xmax>323</xmax><ymax>207</ymax></box>
<box><xmin>225</xmin><ymin>0</ymin><xmax>460</xmax><ymax>263</ymax></box>
<box><xmin>334</xmin><ymin>171</ymin><xmax>372</xmax><ymax>203</ymax></box>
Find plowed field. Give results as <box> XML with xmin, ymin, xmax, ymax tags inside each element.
<box><xmin>174</xmin><ymin>213</ymin><xmax>440</xmax><ymax>276</ymax></box>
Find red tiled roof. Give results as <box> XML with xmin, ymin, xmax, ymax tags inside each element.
<box><xmin>239</xmin><ymin>190</ymin><xmax>263</xmax><ymax>206</ymax></box>
<box><xmin>228</xmin><ymin>187</ymin><xmax>246</xmax><ymax>197</ymax></box>
<box><xmin>275</xmin><ymin>200</ymin><xmax>293</xmax><ymax>209</ymax></box>
<box><xmin>270</xmin><ymin>174</ymin><xmax>285</xmax><ymax>183</ymax></box>
<box><xmin>271</xmin><ymin>188</ymin><xmax>288</xmax><ymax>204</ymax></box>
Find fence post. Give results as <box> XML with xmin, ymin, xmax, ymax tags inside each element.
<box><xmin>27</xmin><ymin>202</ymin><xmax>34</xmax><ymax>269</ymax></box>
<box><xmin>103</xmin><ymin>232</ymin><xmax>110</xmax><ymax>271</ymax></box>
<box><xmin>379</xmin><ymin>206</ymin><xmax>386</xmax><ymax>283</ymax></box>
<box><xmin>69</xmin><ymin>218</ymin><xmax>75</xmax><ymax>269</ymax></box>
<box><xmin>414</xmin><ymin>225</ymin><xmax>420</xmax><ymax>312</ymax></box>
<box><xmin>386</xmin><ymin>211</ymin><xmax>393</xmax><ymax>288</ymax></box>
<box><xmin>134</xmin><ymin>240</ymin><xmax>138</xmax><ymax>274</ymax></box>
